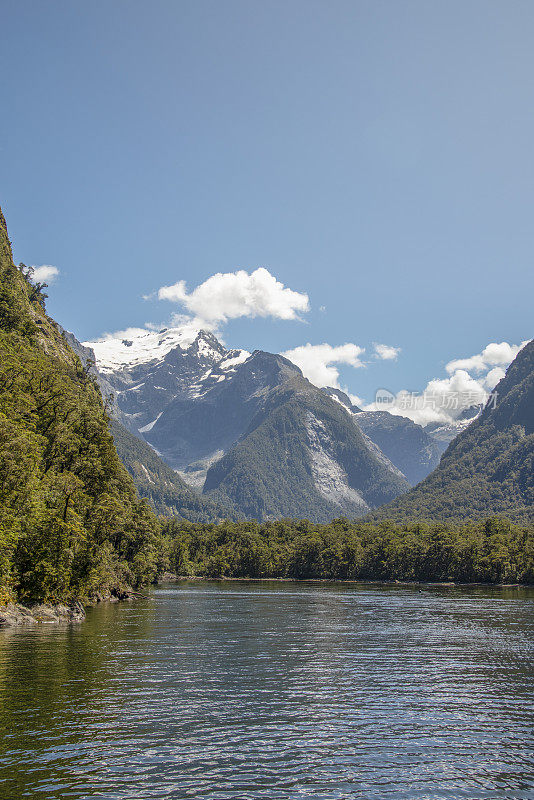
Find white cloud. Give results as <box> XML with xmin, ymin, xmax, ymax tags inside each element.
<box><xmin>374</xmin><ymin>343</ymin><xmax>401</xmax><ymax>361</ymax></box>
<box><xmin>32</xmin><ymin>265</ymin><xmax>59</xmax><ymax>283</ymax></box>
<box><xmin>281</xmin><ymin>343</ymin><xmax>365</xmax><ymax>389</ymax></box>
<box><xmin>89</xmin><ymin>267</ymin><xmax>310</xmax><ymax>369</ymax></box>
<box><xmin>365</xmin><ymin>368</ymin><xmax>489</xmax><ymax>426</ymax></box>
<box><xmin>157</xmin><ymin>267</ymin><xmax>309</xmax><ymax>328</ymax></box>
<box><xmin>364</xmin><ymin>339</ymin><xmax>530</xmax><ymax>427</ymax></box>
<box><xmin>445</xmin><ymin>341</ymin><xmax>527</xmax><ymax>374</ymax></box>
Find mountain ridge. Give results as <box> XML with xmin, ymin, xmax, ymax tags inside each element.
<box><xmin>372</xmin><ymin>340</ymin><xmax>534</xmax><ymax>522</ymax></box>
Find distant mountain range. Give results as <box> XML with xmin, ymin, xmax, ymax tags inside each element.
<box><xmin>353</xmin><ymin>409</ymin><xmax>444</xmax><ymax>485</ymax></box>
<box><xmin>320</xmin><ymin>386</ymin><xmax>476</xmax><ymax>476</ymax></box>
<box><xmin>77</xmin><ymin>325</ymin><xmax>530</xmax><ymax>524</ymax></box>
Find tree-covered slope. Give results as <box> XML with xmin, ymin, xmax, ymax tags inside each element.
<box><xmin>374</xmin><ymin>340</ymin><xmax>534</xmax><ymax>522</ymax></box>
<box><xmin>0</xmin><ymin>207</ymin><xmax>163</xmax><ymax>602</ymax></box>
<box><xmin>109</xmin><ymin>419</ymin><xmax>237</xmax><ymax>521</ymax></box>
<box><xmin>163</xmin><ymin>516</ymin><xmax>534</xmax><ymax>585</ymax></box>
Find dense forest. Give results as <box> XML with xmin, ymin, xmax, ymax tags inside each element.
<box><xmin>0</xmin><ymin>208</ymin><xmax>164</xmax><ymax>604</ymax></box>
<box><xmin>161</xmin><ymin>517</ymin><xmax>534</xmax><ymax>585</ymax></box>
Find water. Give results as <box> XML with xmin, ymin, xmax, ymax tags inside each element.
<box><xmin>1</xmin><ymin>581</ymin><xmax>533</xmax><ymax>800</ymax></box>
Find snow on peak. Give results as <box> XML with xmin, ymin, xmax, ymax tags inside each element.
<box><xmin>84</xmin><ymin>326</ymin><xmax>200</xmax><ymax>372</ymax></box>
<box><xmin>191</xmin><ymin>330</ymin><xmax>226</xmax><ymax>361</ymax></box>
<box><xmin>84</xmin><ymin>325</ymin><xmax>250</xmax><ymax>374</ymax></box>
<box><xmin>220</xmin><ymin>351</ymin><xmax>251</xmax><ymax>370</ymax></box>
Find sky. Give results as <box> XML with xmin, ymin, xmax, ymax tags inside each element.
<box><xmin>1</xmin><ymin>0</ymin><xmax>532</xmax><ymax>417</ymax></box>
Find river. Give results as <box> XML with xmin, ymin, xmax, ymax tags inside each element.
<box><xmin>1</xmin><ymin>581</ymin><xmax>533</xmax><ymax>799</ymax></box>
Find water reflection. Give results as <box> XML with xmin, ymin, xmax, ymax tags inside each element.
<box><xmin>0</xmin><ymin>582</ymin><xmax>533</xmax><ymax>799</ymax></box>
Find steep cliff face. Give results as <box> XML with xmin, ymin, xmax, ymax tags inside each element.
<box><xmin>373</xmin><ymin>341</ymin><xmax>534</xmax><ymax>522</ymax></box>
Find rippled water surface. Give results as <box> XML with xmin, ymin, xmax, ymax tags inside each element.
<box><xmin>1</xmin><ymin>581</ymin><xmax>533</xmax><ymax>799</ymax></box>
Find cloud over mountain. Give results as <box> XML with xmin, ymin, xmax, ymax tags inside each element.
<box><xmin>445</xmin><ymin>341</ymin><xmax>528</xmax><ymax>374</ymax></box>
<box><xmin>32</xmin><ymin>265</ymin><xmax>59</xmax><ymax>283</ymax></box>
<box><xmin>157</xmin><ymin>267</ymin><xmax>309</xmax><ymax>329</ymax></box>
<box><xmin>282</xmin><ymin>343</ymin><xmax>365</xmax><ymax>389</ymax></box>
<box><xmin>365</xmin><ymin>339</ymin><xmax>530</xmax><ymax>426</ymax></box>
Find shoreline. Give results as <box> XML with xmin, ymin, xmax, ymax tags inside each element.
<box><xmin>3</xmin><ymin>576</ymin><xmax>530</xmax><ymax>627</ymax></box>
<box><xmin>0</xmin><ymin>601</ymin><xmax>86</xmax><ymax>628</ymax></box>
<box><xmin>164</xmin><ymin>574</ymin><xmax>533</xmax><ymax>589</ymax></box>
<box><xmin>0</xmin><ymin>588</ymin><xmax>148</xmax><ymax>629</ymax></box>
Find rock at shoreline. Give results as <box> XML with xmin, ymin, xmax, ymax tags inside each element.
<box><xmin>158</xmin><ymin>572</ymin><xmax>178</xmax><ymax>583</ymax></box>
<box><xmin>0</xmin><ymin>602</ymin><xmax>85</xmax><ymax>628</ymax></box>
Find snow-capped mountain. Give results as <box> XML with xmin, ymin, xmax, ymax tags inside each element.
<box><xmin>81</xmin><ymin>327</ymin><xmax>409</xmax><ymax>521</ymax></box>
<box><xmin>88</xmin><ymin>327</ymin><xmax>248</xmax><ymax>378</ymax></box>
<box><xmin>78</xmin><ymin>325</ymin><xmax>480</xmax><ymax>519</ymax></box>
<box><xmin>84</xmin><ymin>328</ymin><xmax>250</xmax><ymax>433</ymax></box>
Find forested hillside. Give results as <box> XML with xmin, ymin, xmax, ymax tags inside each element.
<box><xmin>203</xmin><ymin>379</ymin><xmax>409</xmax><ymax>520</ymax></box>
<box><xmin>373</xmin><ymin>341</ymin><xmax>534</xmax><ymax>522</ymax></box>
<box><xmin>0</xmin><ymin>207</ymin><xmax>163</xmax><ymax>603</ymax></box>
<box><xmin>110</xmin><ymin>419</ymin><xmax>237</xmax><ymax>521</ymax></box>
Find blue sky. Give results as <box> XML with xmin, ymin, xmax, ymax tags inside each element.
<box><xmin>1</xmin><ymin>0</ymin><xmax>532</xmax><ymax>405</ymax></box>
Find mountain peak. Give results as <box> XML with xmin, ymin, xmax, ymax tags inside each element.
<box><xmin>188</xmin><ymin>329</ymin><xmax>228</xmax><ymax>361</ymax></box>
<box><xmin>85</xmin><ymin>325</ymin><xmax>201</xmax><ymax>373</ymax></box>
<box><xmin>196</xmin><ymin>329</ymin><xmax>220</xmax><ymax>343</ymax></box>
<box><xmin>322</xmin><ymin>387</ymin><xmax>362</xmax><ymax>413</ymax></box>
<box><xmin>247</xmin><ymin>349</ymin><xmax>304</xmax><ymax>378</ymax></box>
